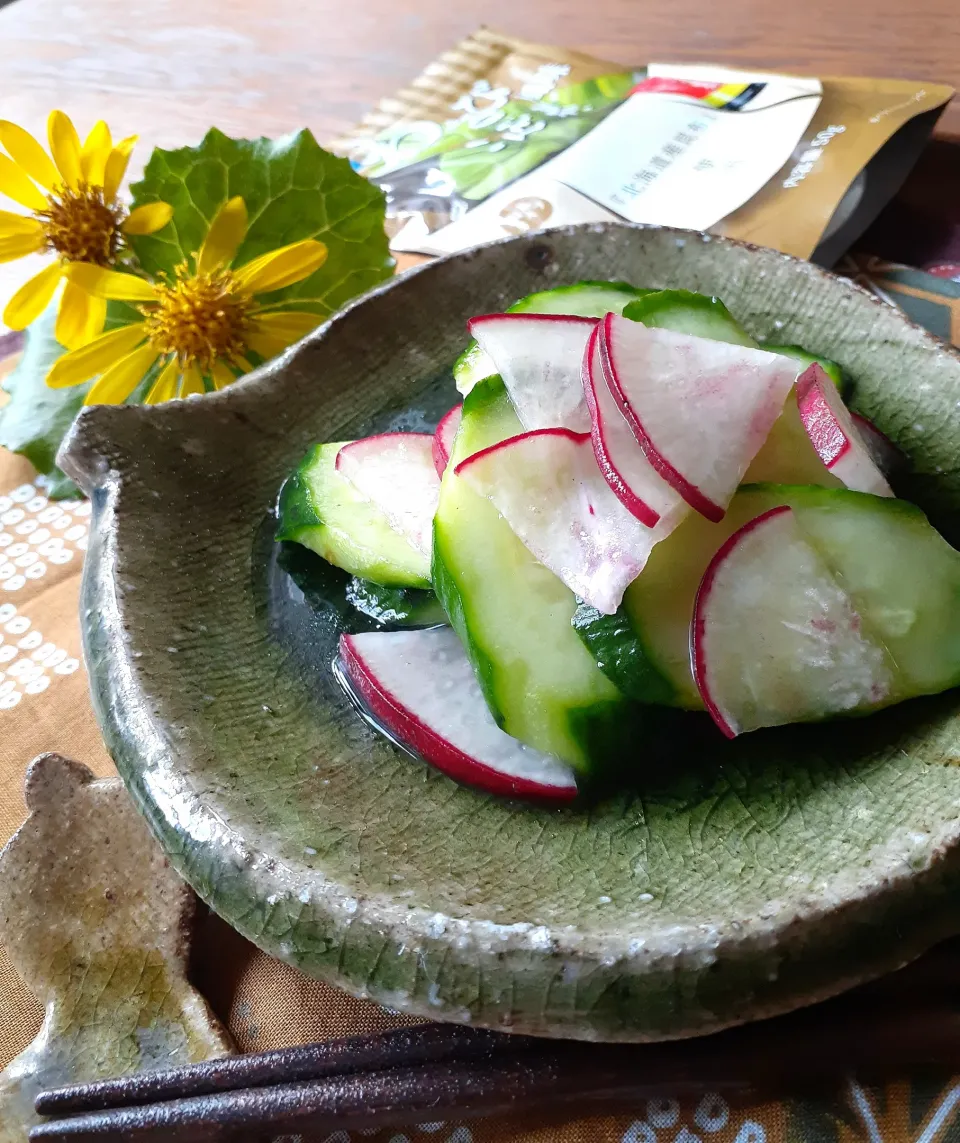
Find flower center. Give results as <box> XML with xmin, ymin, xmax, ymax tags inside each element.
<box><xmin>141</xmin><ymin>264</ymin><xmax>254</xmax><ymax>372</ymax></box>
<box><xmin>36</xmin><ymin>183</ymin><xmax>124</xmax><ymax>266</ymax></box>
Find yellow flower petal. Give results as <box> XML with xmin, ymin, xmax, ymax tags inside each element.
<box><xmin>249</xmin><ymin>310</ymin><xmax>321</xmax><ymax>345</ymax></box>
<box><xmin>234</xmin><ymin>239</ymin><xmax>328</xmax><ymax>295</ymax></box>
<box><xmin>0</xmin><ymin>210</ymin><xmax>42</xmax><ymax>239</ymax></box>
<box><xmin>245</xmin><ymin>330</ymin><xmax>289</xmax><ymax>360</ymax></box>
<box><xmin>46</xmin><ymin>322</ymin><xmax>147</xmax><ymax>389</ymax></box>
<box><xmin>234</xmin><ymin>357</ymin><xmax>254</xmax><ymax>374</ymax></box>
<box><xmin>244</xmin><ymin>311</ymin><xmax>321</xmax><ymax>360</ymax></box>
<box><xmin>209</xmin><ymin>360</ymin><xmax>238</xmax><ymax>391</ymax></box>
<box><xmin>84</xmin><ymin>342</ymin><xmax>159</xmax><ymax>406</ymax></box>
<box><xmin>55</xmin><ymin>279</ymin><xmax>107</xmax><ymax>350</ymax></box>
<box><xmin>64</xmin><ymin>262</ymin><xmax>157</xmax><ymax>302</ymax></box>
<box><xmin>0</xmin><ymin>152</ymin><xmax>48</xmax><ymax>211</ymax></box>
<box><xmin>122</xmin><ymin>201</ymin><xmax>173</xmax><ymax>236</ymax></box>
<box><xmin>0</xmin><ymin>229</ymin><xmax>45</xmax><ymax>263</ymax></box>
<box><xmin>197</xmin><ymin>196</ymin><xmax>247</xmax><ymax>274</ymax></box>
<box><xmin>102</xmin><ymin>135</ymin><xmax>137</xmax><ymax>203</ymax></box>
<box><xmin>145</xmin><ymin>356</ymin><xmax>180</xmax><ymax>404</ymax></box>
<box><xmin>80</xmin><ymin>120</ymin><xmax>113</xmax><ymax>186</ymax></box>
<box><xmin>2</xmin><ymin>262</ymin><xmax>61</xmax><ymax>330</ymax></box>
<box><xmin>180</xmin><ymin>364</ymin><xmax>205</xmax><ymax>397</ymax></box>
<box><xmin>0</xmin><ymin>121</ymin><xmax>60</xmax><ymax>190</ymax></box>
<box><xmin>47</xmin><ymin>111</ymin><xmax>83</xmax><ymax>190</ymax></box>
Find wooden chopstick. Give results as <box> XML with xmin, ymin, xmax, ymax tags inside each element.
<box><xmin>35</xmin><ymin>1023</ymin><xmax>529</xmax><ymax>1115</ymax></box>
<box><xmin>29</xmin><ymin>1053</ymin><xmax>749</xmax><ymax>1142</ymax></box>
<box><xmin>30</xmin><ymin>940</ymin><xmax>960</xmax><ymax>1142</ymax></box>
<box><xmin>30</xmin><ymin>1007</ymin><xmax>960</xmax><ymax>1142</ymax></box>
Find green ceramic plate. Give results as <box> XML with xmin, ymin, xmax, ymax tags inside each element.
<box><xmin>62</xmin><ymin>225</ymin><xmax>960</xmax><ymax>1042</ymax></box>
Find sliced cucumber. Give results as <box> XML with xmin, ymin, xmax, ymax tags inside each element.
<box><xmin>346</xmin><ymin>578</ymin><xmax>446</xmax><ymax>627</ymax></box>
<box><xmin>575</xmin><ymin>484</ymin><xmax>960</xmax><ymax>712</ymax></box>
<box><xmin>579</xmin><ymin>493</ymin><xmax>765</xmax><ymax>709</ymax></box>
<box><xmin>763</xmin><ymin>344</ymin><xmax>850</xmax><ymax>396</ymax></box>
<box><xmin>276</xmin><ymin>442</ymin><xmax>431</xmax><ymax>588</ymax></box>
<box><xmin>769</xmin><ymin>486</ymin><xmax>960</xmax><ymax>698</ymax></box>
<box><xmin>622</xmin><ymin>289</ymin><xmax>758</xmax><ymax>348</ymax></box>
<box><xmin>505</xmin><ymin>280</ymin><xmax>652</xmax><ymax>318</ymax></box>
<box><xmin>277</xmin><ymin>539</ymin><xmax>442</xmax><ymax>630</ymax></box>
<box><xmin>571</xmin><ymin>603</ymin><xmax>677</xmax><ymax>706</ymax></box>
<box><xmin>454</xmin><ymin>281</ymin><xmax>654</xmax><ymax>395</ymax></box>
<box><xmin>432</xmin><ymin>376</ymin><xmax>630</xmax><ymax>774</ymax></box>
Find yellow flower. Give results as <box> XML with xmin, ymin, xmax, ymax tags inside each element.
<box><xmin>0</xmin><ymin>110</ymin><xmax>173</xmax><ymax>348</ymax></box>
<box><xmin>46</xmin><ymin>195</ymin><xmax>328</xmax><ymax>406</ymax></box>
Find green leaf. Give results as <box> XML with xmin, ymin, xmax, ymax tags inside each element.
<box><xmin>127</xmin><ymin>128</ymin><xmax>393</xmax><ymax>319</ymax></box>
<box><xmin>0</xmin><ymin>305</ymin><xmax>88</xmax><ymax>499</ymax></box>
<box><xmin>0</xmin><ymin>130</ymin><xmax>392</xmax><ymax>473</ymax></box>
<box><xmin>0</xmin><ymin>302</ymin><xmax>153</xmax><ymax>499</ymax></box>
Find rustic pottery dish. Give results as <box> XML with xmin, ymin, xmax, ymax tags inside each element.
<box><xmin>0</xmin><ymin>753</ymin><xmax>233</xmax><ymax>1140</ymax></box>
<box><xmin>61</xmin><ymin>223</ymin><xmax>960</xmax><ymax>1042</ymax></box>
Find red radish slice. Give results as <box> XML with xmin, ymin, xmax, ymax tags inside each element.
<box><xmin>691</xmin><ymin>506</ymin><xmax>892</xmax><ymax>738</ymax></box>
<box><xmin>456</xmin><ymin>427</ymin><xmax>672</xmax><ymax>614</ymax></box>
<box><xmin>851</xmin><ymin>411</ymin><xmax>902</xmax><ymax>478</ymax></box>
<box><xmin>340</xmin><ymin>627</ymin><xmax>577</xmax><ymax>802</ymax></box>
<box><xmin>336</xmin><ymin>433</ymin><xmax>440</xmax><ymax>557</ymax></box>
<box><xmin>796</xmin><ymin>365</ymin><xmax>893</xmax><ymax>497</ymax></box>
<box><xmin>600</xmin><ymin>314</ymin><xmax>800</xmax><ymax>523</ymax></box>
<box><xmin>582</xmin><ymin>325</ymin><xmax>687</xmax><ymax>530</ymax></box>
<box><xmin>468</xmin><ymin>313</ymin><xmax>595</xmax><ymax>432</ymax></box>
<box><xmin>433</xmin><ymin>404</ymin><xmax>462</xmax><ymax>477</ymax></box>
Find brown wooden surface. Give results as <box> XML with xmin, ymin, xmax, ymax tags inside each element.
<box><xmin>0</xmin><ymin>0</ymin><xmax>958</xmax><ymax>148</ymax></box>
<box><xmin>0</xmin><ymin>0</ymin><xmax>958</xmax><ymax>167</ymax></box>
<box><xmin>0</xmin><ymin>0</ymin><xmax>957</xmax><ymax>319</ymax></box>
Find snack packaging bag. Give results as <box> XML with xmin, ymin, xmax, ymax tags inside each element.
<box><xmin>334</xmin><ymin>28</ymin><xmax>953</xmax><ymax>266</ymax></box>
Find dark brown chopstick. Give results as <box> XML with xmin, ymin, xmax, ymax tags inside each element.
<box><xmin>30</xmin><ymin>939</ymin><xmax>960</xmax><ymax>1141</ymax></box>
<box><xmin>27</xmin><ymin>1052</ymin><xmax>748</xmax><ymax>1143</ymax></box>
<box><xmin>35</xmin><ymin>1023</ymin><xmax>530</xmax><ymax>1115</ymax></box>
<box><xmin>30</xmin><ymin>1009</ymin><xmax>960</xmax><ymax>1141</ymax></box>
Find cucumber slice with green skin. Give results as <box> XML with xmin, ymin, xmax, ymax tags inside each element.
<box><xmin>767</xmin><ymin>486</ymin><xmax>960</xmax><ymax>697</ymax></box>
<box><xmin>278</xmin><ymin>542</ymin><xmax>443</xmax><ymax>631</ymax></box>
<box><xmin>276</xmin><ymin>442</ymin><xmax>431</xmax><ymax>589</ymax></box>
<box><xmin>345</xmin><ymin>578</ymin><xmax>446</xmax><ymax>627</ymax></box>
<box><xmin>453</xmin><ymin>281</ymin><xmax>655</xmax><ymax>395</ymax></box>
<box><xmin>622</xmin><ymin>289</ymin><xmax>759</xmax><ymax>348</ymax></box>
<box><xmin>576</xmin><ymin>483</ymin><xmax>960</xmax><ymax>713</ymax></box>
<box><xmin>571</xmin><ymin>603</ymin><xmax>678</xmax><ymax>707</ymax></box>
<box><xmin>432</xmin><ymin>376</ymin><xmax>629</xmax><ymax>774</ymax></box>
<box><xmin>763</xmin><ymin>344</ymin><xmax>849</xmax><ymax>396</ymax></box>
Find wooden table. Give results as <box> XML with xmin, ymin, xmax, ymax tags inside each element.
<box><xmin>0</xmin><ymin>0</ymin><xmax>957</xmax><ymax>319</ymax></box>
